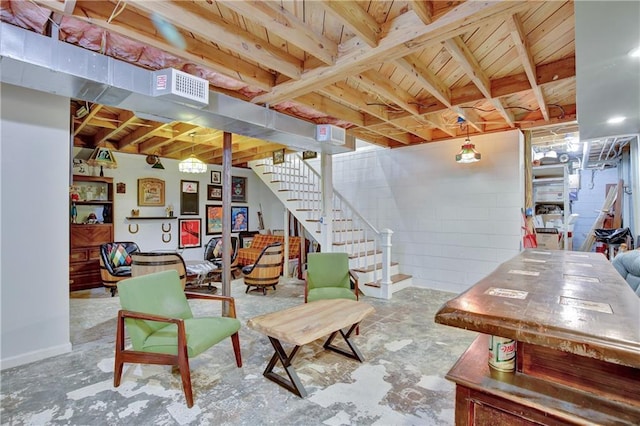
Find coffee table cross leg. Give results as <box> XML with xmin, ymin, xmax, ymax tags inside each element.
<box><xmin>264</xmin><ymin>336</ymin><xmax>307</xmax><ymax>398</ymax></box>
<box><xmin>323</xmin><ymin>322</ymin><xmax>365</xmax><ymax>362</ymax></box>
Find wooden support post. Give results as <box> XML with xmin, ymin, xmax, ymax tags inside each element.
<box><xmin>222</xmin><ymin>132</ymin><xmax>232</xmax><ymax>314</ymax></box>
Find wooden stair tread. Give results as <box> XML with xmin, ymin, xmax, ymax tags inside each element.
<box><xmin>347</xmin><ymin>249</ymin><xmax>381</xmax><ymax>258</ymax></box>
<box><xmin>332</xmin><ymin>239</ymin><xmax>374</xmax><ymax>245</ymax></box>
<box><xmin>272</xmin><ymin>180</ymin><xmax>313</xmax><ymax>184</ymax></box>
<box><xmin>365</xmin><ymin>273</ymin><xmax>412</xmax><ymax>288</ymax></box>
<box><xmin>352</xmin><ymin>262</ymin><xmax>398</xmax><ymax>273</ymax></box>
<box><xmin>279</xmin><ymin>189</ymin><xmax>320</xmax><ymax>193</ymax></box>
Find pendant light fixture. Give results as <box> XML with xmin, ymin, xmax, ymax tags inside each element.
<box><xmin>179</xmin><ymin>132</ymin><xmax>207</xmax><ymax>173</ymax></box>
<box><xmin>455</xmin><ymin>122</ymin><xmax>481</xmax><ymax>163</ymax></box>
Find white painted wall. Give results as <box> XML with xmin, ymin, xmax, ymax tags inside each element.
<box><xmin>327</xmin><ymin>130</ymin><xmax>524</xmax><ymax>293</ymax></box>
<box><xmin>1</xmin><ymin>83</ymin><xmax>72</xmax><ymax>369</ymax></box>
<box><xmin>77</xmin><ymin>150</ymin><xmax>283</xmax><ymax>261</ymax></box>
<box><xmin>0</xmin><ymin>83</ymin><xmax>283</xmax><ymax>369</ymax></box>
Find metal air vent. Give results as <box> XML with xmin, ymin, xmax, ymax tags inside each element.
<box><xmin>316</xmin><ymin>124</ymin><xmax>346</xmax><ymax>146</ymax></box>
<box><xmin>152</xmin><ymin>68</ymin><xmax>209</xmax><ymax>108</ymax></box>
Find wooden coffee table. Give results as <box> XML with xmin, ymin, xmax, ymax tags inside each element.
<box><xmin>247</xmin><ymin>299</ymin><xmax>375</xmax><ymax>397</ymax></box>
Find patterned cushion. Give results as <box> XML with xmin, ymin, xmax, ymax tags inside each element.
<box><xmin>109</xmin><ymin>244</ymin><xmax>132</xmax><ymax>268</ymax></box>
<box><xmin>237</xmin><ymin>235</ymin><xmax>301</xmax><ymax>266</ymax></box>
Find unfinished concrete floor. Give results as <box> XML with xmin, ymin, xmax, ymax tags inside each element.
<box><xmin>1</xmin><ymin>278</ymin><xmax>475</xmax><ymax>425</ymax></box>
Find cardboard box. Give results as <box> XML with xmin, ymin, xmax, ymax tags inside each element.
<box><xmin>535</xmin><ymin>228</ymin><xmax>560</xmax><ymax>250</ymax></box>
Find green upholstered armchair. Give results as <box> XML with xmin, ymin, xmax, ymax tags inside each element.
<box><xmin>114</xmin><ymin>270</ymin><xmax>242</xmax><ymax>408</ymax></box>
<box><xmin>304</xmin><ymin>252</ymin><xmax>359</xmax><ymax>303</ymax></box>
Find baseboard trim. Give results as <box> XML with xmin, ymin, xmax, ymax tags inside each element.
<box><xmin>1</xmin><ymin>342</ymin><xmax>72</xmax><ymax>371</ymax></box>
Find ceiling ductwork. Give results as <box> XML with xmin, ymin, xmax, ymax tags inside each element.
<box><xmin>0</xmin><ymin>23</ymin><xmax>354</xmax><ymax>154</ymax></box>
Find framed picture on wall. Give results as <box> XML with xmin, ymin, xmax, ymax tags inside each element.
<box><xmin>206</xmin><ymin>205</ymin><xmax>223</xmax><ymax>235</ymax></box>
<box><xmin>207</xmin><ymin>184</ymin><xmax>222</xmax><ymax>201</ymax></box>
<box><xmin>303</xmin><ymin>150</ymin><xmax>318</xmax><ymax>160</ymax></box>
<box><xmin>137</xmin><ymin>178</ymin><xmax>165</xmax><ymax>206</ymax></box>
<box><xmin>178</xmin><ymin>218</ymin><xmax>201</xmax><ymax>249</ymax></box>
<box><xmin>211</xmin><ymin>170</ymin><xmax>221</xmax><ymax>184</ymax></box>
<box><xmin>231</xmin><ymin>206</ymin><xmax>249</xmax><ymax>232</ymax></box>
<box><xmin>231</xmin><ymin>176</ymin><xmax>247</xmax><ymax>203</ymax></box>
<box><xmin>272</xmin><ymin>148</ymin><xmax>285</xmax><ymax>164</ymax></box>
<box><xmin>180</xmin><ymin>180</ymin><xmax>199</xmax><ymax>215</ymax></box>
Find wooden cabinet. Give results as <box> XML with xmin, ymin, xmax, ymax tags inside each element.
<box><xmin>435</xmin><ymin>250</ymin><xmax>640</xmax><ymax>425</ymax></box>
<box><xmin>69</xmin><ymin>175</ymin><xmax>114</xmax><ymax>291</ymax></box>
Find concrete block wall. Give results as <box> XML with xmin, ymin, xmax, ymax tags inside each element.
<box><xmin>327</xmin><ymin>130</ymin><xmax>524</xmax><ymax>294</ymax></box>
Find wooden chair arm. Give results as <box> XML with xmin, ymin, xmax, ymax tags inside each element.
<box><xmin>349</xmin><ymin>269</ymin><xmax>360</xmax><ymax>300</ymax></box>
<box><xmin>116</xmin><ymin>309</ymin><xmax>188</xmax><ymax>370</ymax></box>
<box><xmin>184</xmin><ymin>292</ymin><xmax>237</xmax><ymax>318</ymax></box>
<box><xmin>118</xmin><ymin>309</ymin><xmax>182</xmax><ymax>325</ymax></box>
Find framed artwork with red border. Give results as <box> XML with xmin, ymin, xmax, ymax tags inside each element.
<box><xmin>178</xmin><ymin>218</ymin><xmax>201</xmax><ymax>248</ymax></box>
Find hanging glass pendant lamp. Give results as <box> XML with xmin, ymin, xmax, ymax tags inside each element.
<box><xmin>179</xmin><ymin>133</ymin><xmax>207</xmax><ymax>173</ymax></box>
<box><xmin>455</xmin><ymin>122</ymin><xmax>481</xmax><ymax>163</ymax></box>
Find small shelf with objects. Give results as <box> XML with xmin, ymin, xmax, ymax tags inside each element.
<box><xmin>126</xmin><ymin>207</ymin><xmax>175</xmax><ymax>237</ymax></box>
<box><xmin>126</xmin><ymin>216</ymin><xmax>177</xmax><ymax>220</ymax></box>
<box><xmin>532</xmin><ymin>164</ymin><xmax>576</xmax><ymax>250</ymax></box>
<box><xmin>69</xmin><ymin>175</ymin><xmax>114</xmax><ymax>291</ymax></box>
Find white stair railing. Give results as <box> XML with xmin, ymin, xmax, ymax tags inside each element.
<box><xmin>255</xmin><ymin>153</ymin><xmax>391</xmax><ymax>285</ymax></box>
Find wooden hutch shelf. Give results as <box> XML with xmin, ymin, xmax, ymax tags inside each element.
<box><xmin>69</xmin><ymin>175</ymin><xmax>114</xmax><ymax>292</ymax></box>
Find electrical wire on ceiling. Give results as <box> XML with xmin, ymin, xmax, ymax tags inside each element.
<box><xmin>107</xmin><ymin>1</ymin><xmax>127</xmax><ymax>24</ymax></box>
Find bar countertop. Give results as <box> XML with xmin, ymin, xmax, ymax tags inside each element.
<box><xmin>434</xmin><ymin>249</ymin><xmax>640</xmax><ymax>369</ymax></box>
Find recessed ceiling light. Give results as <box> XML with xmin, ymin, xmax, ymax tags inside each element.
<box><xmin>629</xmin><ymin>46</ymin><xmax>640</xmax><ymax>58</ymax></box>
<box><xmin>607</xmin><ymin>116</ymin><xmax>626</xmax><ymax>124</ymax></box>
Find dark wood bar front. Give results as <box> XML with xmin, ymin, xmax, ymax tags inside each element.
<box><xmin>435</xmin><ymin>249</ymin><xmax>640</xmax><ymax>425</ymax></box>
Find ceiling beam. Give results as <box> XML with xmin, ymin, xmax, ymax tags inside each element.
<box><xmin>73</xmin><ymin>104</ymin><xmax>103</xmax><ymax>136</ymax></box>
<box><xmin>218</xmin><ymin>0</ymin><xmax>337</xmax><ymax>66</ymax></box>
<box><xmin>93</xmin><ymin>110</ymin><xmax>138</xmax><ymax>145</ymax></box>
<box><xmin>127</xmin><ymin>0</ymin><xmax>302</xmax><ymax>79</ymax></box>
<box><xmin>443</xmin><ymin>37</ymin><xmax>515</xmax><ymax>127</ymax></box>
<box><xmin>410</xmin><ymin>1</ymin><xmax>433</xmax><ymax>25</ymax></box>
<box><xmin>118</xmin><ymin>122</ymin><xmax>171</xmax><ymax>150</ymax></box>
<box><xmin>420</xmin><ymin>113</ymin><xmax>457</xmax><ymax>138</ymax></box>
<box><xmin>393</xmin><ymin>56</ymin><xmax>452</xmax><ymax>108</ymax></box>
<box><xmin>290</xmin><ymin>93</ymin><xmax>365</xmax><ymax>126</ymax></box>
<box><xmin>320</xmin><ymin>1</ymin><xmax>381</xmax><ymax>48</ymax></box>
<box><xmin>53</xmin><ymin>2</ymin><xmax>275</xmax><ymax>92</ymax></box>
<box><xmin>253</xmin><ymin>1</ymin><xmax>529</xmax><ymax>105</ymax></box>
<box><xmin>355</xmin><ymin>71</ymin><xmax>421</xmax><ymax>116</ymax></box>
<box><xmin>319</xmin><ymin>82</ymin><xmax>390</xmax><ymax>122</ymax></box>
<box><xmin>507</xmin><ymin>14</ymin><xmax>550</xmax><ymax>121</ymax></box>
<box><xmin>139</xmin><ymin>123</ymin><xmax>200</xmax><ymax>154</ymax></box>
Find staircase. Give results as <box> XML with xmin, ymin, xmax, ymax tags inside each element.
<box><xmin>249</xmin><ymin>153</ymin><xmax>412</xmax><ymax>299</ymax></box>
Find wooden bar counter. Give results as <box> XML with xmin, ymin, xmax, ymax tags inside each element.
<box><xmin>435</xmin><ymin>249</ymin><xmax>640</xmax><ymax>425</ymax></box>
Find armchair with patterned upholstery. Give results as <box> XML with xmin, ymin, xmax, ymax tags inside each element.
<box><xmin>99</xmin><ymin>242</ymin><xmax>140</xmax><ymax>296</ymax></box>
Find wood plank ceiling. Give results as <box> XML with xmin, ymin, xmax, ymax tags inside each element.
<box><xmin>2</xmin><ymin>0</ymin><xmax>577</xmax><ymax>167</ymax></box>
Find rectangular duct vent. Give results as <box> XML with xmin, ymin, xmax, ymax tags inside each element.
<box><xmin>152</xmin><ymin>68</ymin><xmax>209</xmax><ymax>108</ymax></box>
<box><xmin>316</xmin><ymin>124</ymin><xmax>346</xmax><ymax>145</ymax></box>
